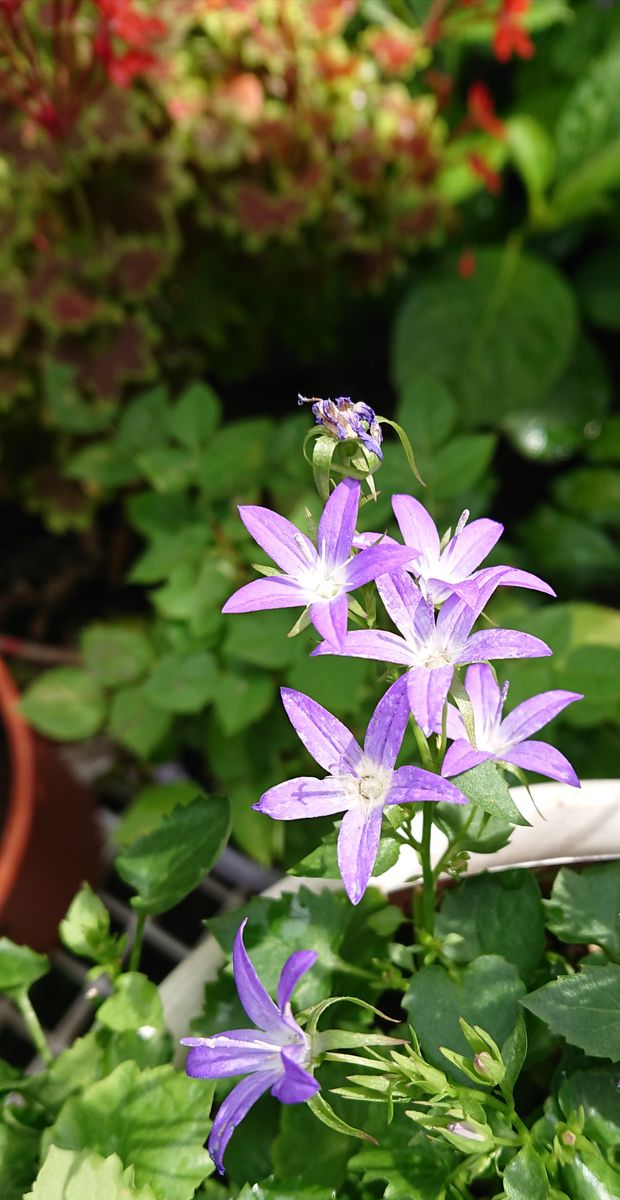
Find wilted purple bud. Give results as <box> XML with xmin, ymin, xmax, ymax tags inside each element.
<box><xmin>299</xmin><ymin>394</ymin><xmax>383</xmax><ymax>460</ymax></box>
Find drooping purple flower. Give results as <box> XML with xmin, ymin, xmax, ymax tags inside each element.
<box><xmin>182</xmin><ymin>919</ymin><xmax>319</xmax><ymax>1174</ymax></box>
<box><xmin>439</xmin><ymin>663</ymin><xmax>581</xmax><ymax>786</ymax></box>
<box><xmin>222</xmin><ymin>478</ymin><xmax>415</xmax><ymax>647</ymax></box>
<box><xmin>358</xmin><ymin>495</ymin><xmax>554</xmax><ymax>606</ymax></box>
<box><xmin>299</xmin><ymin>394</ymin><xmax>383</xmax><ymax>459</ymax></box>
<box><xmin>254</xmin><ymin>679</ymin><xmax>467</xmax><ymax>904</ymax></box>
<box><xmin>312</xmin><ymin>570</ymin><xmax>552</xmax><ymax>736</ymax></box>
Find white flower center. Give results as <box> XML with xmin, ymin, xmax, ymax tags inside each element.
<box><xmin>298</xmin><ymin>543</ymin><xmax>348</xmax><ymax>602</ymax></box>
<box><xmin>341</xmin><ymin>756</ymin><xmax>392</xmax><ymax>810</ymax></box>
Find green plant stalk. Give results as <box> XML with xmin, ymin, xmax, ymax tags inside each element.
<box><xmin>17</xmin><ymin>989</ymin><xmax>52</xmax><ymax>1065</ymax></box>
<box><xmin>129</xmin><ymin>911</ymin><xmax>147</xmax><ymax>973</ymax></box>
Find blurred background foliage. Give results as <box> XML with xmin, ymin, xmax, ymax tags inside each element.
<box><xmin>2</xmin><ymin>0</ymin><xmax>620</xmax><ymax>870</ymax></box>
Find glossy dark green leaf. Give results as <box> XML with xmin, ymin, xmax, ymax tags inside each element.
<box><xmin>116</xmin><ymin>795</ymin><xmax>231</xmax><ymax>915</ymax></box>
<box><xmin>522</xmin><ymin>964</ymin><xmax>620</xmax><ymax>1058</ymax></box>
<box><xmin>436</xmin><ymin>870</ymin><xmax>545</xmax><ymax>982</ymax></box>
<box><xmin>0</xmin><ymin>1114</ymin><xmax>41</xmax><ymax>1200</ymax></box>
<box><xmin>560</xmin><ymin>1067</ymin><xmax>620</xmax><ymax>1150</ymax></box>
<box><xmin>504</xmin><ymin>1145</ymin><xmax>549</xmax><ymax>1200</ymax></box>
<box><xmin>403</xmin><ymin>956</ymin><xmax>525</xmax><ymax>1081</ymax></box>
<box><xmin>546</xmin><ymin>863</ymin><xmax>620</xmax><ymax>961</ymax></box>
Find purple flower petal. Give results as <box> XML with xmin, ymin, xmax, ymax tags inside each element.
<box><xmin>233</xmin><ymin>920</ymin><xmax>281</xmax><ymax>1033</ymax></box>
<box><xmin>183</xmin><ymin>1035</ymin><xmax>281</xmax><ymax>1079</ymax></box>
<box><xmin>377</xmin><ymin>571</ymin><xmax>427</xmax><ymax>642</ymax></box>
<box><xmin>318</xmin><ymin>478</ymin><xmax>359</xmax><ymax>568</ymax></box>
<box><xmin>392</xmin><ymin>494</ymin><xmax>438</xmax><ymax>558</ymax></box>
<box><xmin>272</xmin><ymin>1048</ymin><xmax>320</xmax><ymax>1103</ymax></box>
<box><xmin>436</xmin><ymin>575</ymin><xmax>499</xmax><ymax>645</ymax></box>
<box><xmin>280</xmin><ymin>688</ymin><xmax>363</xmax><ymax>773</ymax></box>
<box><xmin>459</xmin><ymin>629</ymin><xmax>552</xmax><ymax>664</ymax></box>
<box><xmin>441</xmin><ymin>742</ymin><xmax>493</xmax><ymax>778</ymax></box>
<box><xmin>277</xmin><ymin>951</ymin><xmax>318</xmax><ymax>1012</ymax></box>
<box><xmin>500</xmin><ymin>690</ymin><xmax>582</xmax><ymax>744</ymax></box>
<box><xmin>255</xmin><ymin>776</ymin><xmax>351</xmax><ymax>820</ymax></box>
<box><xmin>223</xmin><ymin>577</ymin><xmax>310</xmax><ymax>614</ymax></box>
<box><xmin>311</xmin><ymin>629</ymin><xmax>415</xmax><ymax>666</ymax></box>
<box><xmin>208</xmin><ymin>1070</ymin><xmax>278</xmax><ymax>1174</ymax></box>
<box><xmin>501</xmin><ymin>740</ymin><xmax>580</xmax><ymax>787</ymax></box>
<box><xmin>345</xmin><ymin>544</ymin><xmax>418</xmax><ymax>590</ymax></box>
<box><xmin>363</xmin><ymin>675</ymin><xmax>410</xmax><ymax>769</ymax></box>
<box><xmin>337</xmin><ymin>803</ymin><xmax>383</xmax><ymax>905</ymax></box>
<box><xmin>353</xmin><ymin>531</ymin><xmax>399</xmax><ymax>552</ymax></box>
<box><xmin>445</xmin><ymin>703</ymin><xmax>467</xmax><ymax>741</ymax></box>
<box><xmin>406</xmin><ymin>665</ymin><xmax>454</xmax><ymax>736</ymax></box>
<box><xmin>463</xmin><ymin>664</ymin><xmax>502</xmax><ymax>739</ymax></box>
<box><xmin>473</xmin><ymin>564</ymin><xmax>556</xmax><ymax>598</ymax></box>
<box><xmin>310</xmin><ymin>594</ymin><xmax>349</xmax><ymax>648</ymax></box>
<box><xmin>387</xmin><ymin>765</ymin><xmax>468</xmax><ymax>804</ymax></box>
<box><xmin>441</xmin><ymin>518</ymin><xmax>503</xmax><ymax>578</ymax></box>
<box><xmin>238</xmin><ymin>505</ymin><xmax>315</xmax><ymax>576</ymax></box>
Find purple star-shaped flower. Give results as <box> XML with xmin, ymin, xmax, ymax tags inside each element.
<box><xmin>358</xmin><ymin>495</ymin><xmax>554</xmax><ymax>606</ymax></box>
<box><xmin>222</xmin><ymin>478</ymin><xmax>415</xmax><ymax>647</ymax></box>
<box><xmin>182</xmin><ymin>919</ymin><xmax>319</xmax><ymax>1174</ymax></box>
<box><xmin>255</xmin><ymin>679</ymin><xmax>467</xmax><ymax>904</ymax></box>
<box><xmin>439</xmin><ymin>663</ymin><xmax>582</xmax><ymax>786</ymax></box>
<box><xmin>312</xmin><ymin>570</ymin><xmax>552</xmax><ymax>736</ymax></box>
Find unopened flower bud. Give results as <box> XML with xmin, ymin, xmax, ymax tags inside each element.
<box><xmin>299</xmin><ymin>394</ymin><xmax>383</xmax><ymax>460</ymax></box>
<box><xmin>447</xmin><ymin>1120</ymin><xmax>487</xmax><ymax>1142</ymax></box>
<box><xmin>562</xmin><ymin>1130</ymin><xmax>576</xmax><ymax>1146</ymax></box>
<box><xmin>474</xmin><ymin>1050</ymin><xmax>505</xmax><ymax>1084</ymax></box>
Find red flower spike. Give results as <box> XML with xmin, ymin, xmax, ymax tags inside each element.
<box><xmin>493</xmin><ymin>0</ymin><xmax>534</xmax><ymax>62</ymax></box>
<box><xmin>468</xmin><ymin>152</ymin><xmax>503</xmax><ymax>195</ymax></box>
<box><xmin>467</xmin><ymin>82</ymin><xmax>505</xmax><ymax>140</ymax></box>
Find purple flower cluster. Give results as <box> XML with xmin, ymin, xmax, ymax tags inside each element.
<box><xmin>185</xmin><ymin>475</ymin><xmax>582</xmax><ymax>1171</ymax></box>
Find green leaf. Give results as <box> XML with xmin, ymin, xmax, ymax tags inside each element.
<box><xmin>97</xmin><ymin>973</ymin><xmax>164</xmax><ymax>1033</ymax></box>
<box><xmin>522</xmin><ymin>963</ymin><xmax>620</xmax><ymax>1058</ymax></box>
<box><xmin>81</xmin><ymin>624</ymin><xmax>152</xmax><ymax>687</ymax></box>
<box><xmin>108</xmin><ymin>684</ymin><xmax>172</xmax><ymax>758</ymax></box>
<box><xmin>501</xmin><ymin>1015</ymin><xmax>528</xmax><ymax>1098</ymax></box>
<box><xmin>577</xmin><ymin>243</ymin><xmax>620</xmax><ymax>330</ymax></box>
<box><xmin>436</xmin><ymin>870</ymin><xmax>545</xmax><ymax>982</ymax></box>
<box><xmin>143</xmin><ymin>652</ymin><xmax>218</xmax><ymax>714</ymax></box>
<box><xmin>546</xmin><ymin>862</ymin><xmax>620</xmax><ymax>961</ymax></box>
<box><xmin>21</xmin><ymin>667</ymin><xmax>105</xmax><ymax>740</ymax></box>
<box><xmin>506</xmin><ymin>115</ymin><xmax>556</xmax><ymax>213</ymax></box>
<box><xmin>560</xmin><ymin>1066</ymin><xmax>620</xmax><ymax>1151</ymax></box>
<box><xmin>403</xmin><ymin>956</ymin><xmax>525</xmax><ymax>1082</ymax></box>
<box><xmin>41</xmin><ymin>1063</ymin><xmax>213</xmax><ymax>1200</ymax></box>
<box><xmin>137</xmin><ymin>445</ymin><xmax>195</xmax><ymax>493</ymax></box>
<box><xmin>348</xmin><ymin>1120</ymin><xmax>457</xmax><ymax>1200</ymax></box>
<box><xmin>43</xmin><ymin>362</ymin><xmax>113</xmax><ymax>435</ymax></box>
<box><xmin>25</xmin><ymin>1146</ymin><xmax>157</xmax><ymax>1200</ymax></box>
<box><xmin>291</xmin><ymin>826</ymin><xmax>400</xmax><ymax>880</ymax></box>
<box><xmin>116</xmin><ymin>795</ymin><xmax>231</xmax><ymax>915</ymax></box>
<box><xmin>588</xmin><ymin>414</ymin><xmax>620</xmax><ymax>463</ymax></box>
<box><xmin>224</xmin><ymin>610</ymin><xmax>299</xmax><ymax>670</ymax></box>
<box><xmin>199</xmin><ymin>418</ymin><xmax>273</xmax><ymax>499</ymax></box>
<box><xmin>553</xmin><ymin>467</ymin><xmax>620</xmax><ymax>528</ymax></box>
<box><xmin>284</xmin><ymin>655</ymin><xmax>370</xmax><ymax>717</ymax></box>
<box><xmin>171</xmin><ymin>381</ymin><xmax>221</xmax><ymax>449</ymax></box>
<box><xmin>504</xmin><ymin>1145</ymin><xmax>549</xmax><ymax>1200</ymax></box>
<box><xmin>213</xmin><ymin>670</ymin><xmax>275</xmax><ymax>735</ymax></box>
<box><xmin>392</xmin><ymin>248</ymin><xmax>577</xmax><ymax>427</ymax></box>
<box><xmin>115</xmin><ymin>781</ymin><xmax>201</xmax><ymax>847</ymax></box>
<box><xmin>0</xmin><ymin>1112</ymin><xmax>41</xmax><ymax>1200</ymax></box>
<box><xmin>429</xmin><ymin>434</ymin><xmax>497</xmax><ymax>499</ymax></box>
<box><xmin>59</xmin><ymin>884</ymin><xmax>123</xmax><ymax>969</ymax></box>
<box><xmin>396</xmin><ymin>377</ymin><xmax>457</xmax><ymax>459</ymax></box>
<box><xmin>307</xmin><ymin>1092</ymin><xmax>376</xmax><ymax>1144</ymax></box>
<box><xmin>0</xmin><ymin>938</ymin><xmax>49</xmax><ymax>997</ymax></box>
<box><xmin>117</xmin><ymin>387</ymin><xmax>170</xmax><ymax>455</ymax></box>
<box><xmin>559</xmin><ymin>1145</ymin><xmax>620</xmax><ymax>1200</ymax></box>
<box><xmin>237</xmin><ymin>1183</ymin><xmax>334</xmax><ymax>1200</ymax></box>
<box><xmin>452</xmin><ymin>760</ymin><xmax>529</xmax><ymax>826</ymax></box>
<box><xmin>434</xmin><ymin>803</ymin><xmax>513</xmax><ymax>855</ymax></box>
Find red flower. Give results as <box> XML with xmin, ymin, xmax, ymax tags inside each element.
<box><xmin>458</xmin><ymin>249</ymin><xmax>476</xmax><ymax>279</ymax></box>
<box><xmin>467</xmin><ymin>82</ymin><xmax>505</xmax><ymax>139</ymax></box>
<box><xmin>468</xmin><ymin>152</ymin><xmax>502</xmax><ymax>194</ymax></box>
<box><xmin>493</xmin><ymin>0</ymin><xmax>534</xmax><ymax>62</ymax></box>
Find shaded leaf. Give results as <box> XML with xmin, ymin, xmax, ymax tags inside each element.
<box><xmin>522</xmin><ymin>964</ymin><xmax>620</xmax><ymax>1058</ymax></box>
<box><xmin>21</xmin><ymin>667</ymin><xmax>105</xmax><ymax>740</ymax></box>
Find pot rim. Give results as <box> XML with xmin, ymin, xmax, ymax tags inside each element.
<box><xmin>0</xmin><ymin>657</ymin><xmax>36</xmax><ymax>912</ymax></box>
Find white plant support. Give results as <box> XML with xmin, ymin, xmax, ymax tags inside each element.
<box><xmin>160</xmin><ymin>778</ymin><xmax>620</xmax><ymax>1049</ymax></box>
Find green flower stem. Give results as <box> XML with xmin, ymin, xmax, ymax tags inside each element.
<box><xmin>129</xmin><ymin>910</ymin><xmax>147</xmax><ymax>973</ymax></box>
<box><xmin>17</xmin><ymin>989</ymin><xmax>52</xmax><ymax>1065</ymax></box>
<box><xmin>419</xmin><ymin>804</ymin><xmax>435</xmax><ymax>937</ymax></box>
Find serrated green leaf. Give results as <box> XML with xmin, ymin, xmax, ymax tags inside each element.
<box><xmin>21</xmin><ymin>668</ymin><xmax>105</xmax><ymax>740</ymax></box>
<box><xmin>522</xmin><ymin>963</ymin><xmax>620</xmax><ymax>1058</ymax></box>
<box><xmin>108</xmin><ymin>684</ymin><xmax>172</xmax><ymax>757</ymax></box>
<box><xmin>116</xmin><ymin>781</ymin><xmax>201</xmax><ymax>847</ymax></box>
<box><xmin>41</xmin><ymin>1063</ymin><xmax>213</xmax><ymax>1200</ymax></box>
<box><xmin>25</xmin><ymin>1146</ymin><xmax>157</xmax><ymax>1200</ymax></box>
<box><xmin>213</xmin><ymin>670</ymin><xmax>274</xmax><ymax>735</ymax></box>
<box><xmin>81</xmin><ymin>624</ymin><xmax>152</xmax><ymax>687</ymax></box>
<box><xmin>97</xmin><ymin>973</ymin><xmax>164</xmax><ymax>1033</ymax></box>
<box><xmin>452</xmin><ymin>760</ymin><xmax>528</xmax><ymax>826</ymax></box>
<box><xmin>143</xmin><ymin>652</ymin><xmax>218</xmax><ymax>714</ymax></box>
<box><xmin>59</xmin><ymin>884</ymin><xmax>123</xmax><ymax>969</ymax></box>
<box><xmin>116</xmin><ymin>795</ymin><xmax>231</xmax><ymax>915</ymax></box>
<box><xmin>436</xmin><ymin>870</ymin><xmax>545</xmax><ymax>982</ymax></box>
<box><xmin>0</xmin><ymin>1112</ymin><xmax>41</xmax><ymax>1200</ymax></box>
<box><xmin>0</xmin><ymin>938</ymin><xmax>49</xmax><ymax>997</ymax></box>
<box><xmin>403</xmin><ymin>956</ymin><xmax>525</xmax><ymax>1082</ymax></box>
<box><xmin>171</xmin><ymin>382</ymin><xmax>221</xmax><ymax>449</ymax></box>
<box><xmin>546</xmin><ymin>862</ymin><xmax>620</xmax><ymax>961</ymax></box>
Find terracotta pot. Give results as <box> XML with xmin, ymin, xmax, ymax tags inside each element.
<box><xmin>0</xmin><ymin>657</ymin><xmax>102</xmax><ymax>951</ymax></box>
